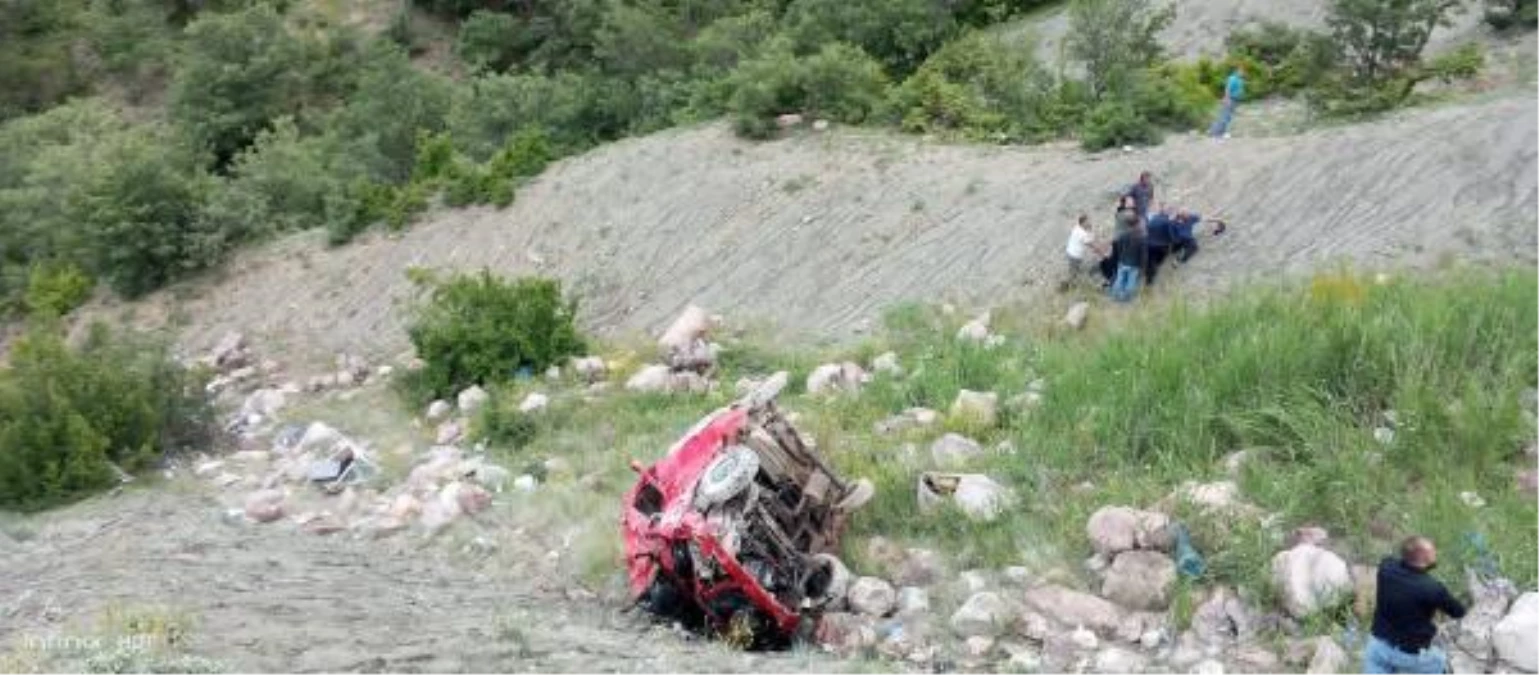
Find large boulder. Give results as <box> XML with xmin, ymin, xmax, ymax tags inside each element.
<box><xmin>658</xmin><ymin>304</ymin><xmax>711</xmax><ymax>353</ymax></box>
<box><xmin>930</xmin><ymin>434</ymin><xmax>984</xmax><ymax>467</ymax></box>
<box><xmin>918</xmin><ymin>473</ymin><xmax>1013</xmax><ymax>521</ymax></box>
<box><xmin>816</xmin><ymin>612</ymin><xmax>877</xmax><ymax>655</ymax></box>
<box><xmin>1020</xmin><ymin>585</ymin><xmax>1126</xmax><ymax>636</ymax></box>
<box><xmin>297</xmin><ymin>422</ymin><xmax>344</xmax><ymax>454</ymax></box>
<box><xmin>1454</xmin><ymin>572</ymin><xmax>1518</xmax><ymax>660</ymax></box>
<box><xmin>1271</xmin><ymin>544</ymin><xmax>1354</xmax><ymax>618</ymax></box>
<box><xmin>871</xmin><ymin>352</ymin><xmax>903</xmax><ymax>377</ymax></box>
<box><xmin>1306</xmin><ymin>637</ymin><xmax>1349</xmax><ymax>674</ymax></box>
<box><xmin>1493</xmin><ymin>592</ymin><xmax>1539</xmax><ymax>672</ymax></box>
<box><xmin>950</xmin><ymin>390</ymin><xmax>999</xmax><ymax>427</ymax></box>
<box><xmin>518</xmin><ymin>392</ymin><xmax>549</xmax><ymax>413</ymax></box>
<box><xmin>1192</xmin><ymin>586</ymin><xmax>1259</xmax><ymax>644</ymax></box>
<box><xmin>807</xmin><ymin>362</ymin><xmax>867</xmax><ymax>396</ymax></box>
<box><xmin>625</xmin><ymin>365</ymin><xmax>672</xmax><ymax>392</ymax></box>
<box><xmin>571</xmin><ymin>356</ymin><xmax>608</xmax><ymax>383</ymax></box>
<box><xmin>243</xmin><ymin>489</ymin><xmax>285</xmax><ymax>523</ymax></box>
<box><xmin>457</xmin><ymin>385</ymin><xmax>489</xmax><ymax>414</ymax></box>
<box><xmin>894</xmin><ymin>549</ymin><xmax>946</xmax><ymax>587</ymax></box>
<box><xmin>950</xmin><ymin>591</ymin><xmax>1016</xmax><ymax>638</ymax></box>
<box><xmin>1087</xmin><ymin>506</ymin><xmax>1173</xmax><ymax>557</ymax></box>
<box><xmin>426</xmin><ymin>399</ymin><xmax>452</xmax><ymax>422</ymax></box>
<box><xmin>1102</xmin><ymin>550</ymin><xmax>1178</xmax><ymax>611</ymax></box>
<box><xmin>957</xmin><ymin>312</ymin><xmax>991</xmax><ymax>342</ymax></box>
<box><xmin>848</xmin><ymin>577</ymin><xmax>897</xmax><ymax>617</ymax></box>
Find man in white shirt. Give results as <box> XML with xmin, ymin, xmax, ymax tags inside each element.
<box><xmin>1061</xmin><ymin>213</ymin><xmax>1107</xmax><ymax>292</ymax></box>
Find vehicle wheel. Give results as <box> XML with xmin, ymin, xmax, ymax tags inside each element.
<box><xmin>694</xmin><ymin>446</ymin><xmax>760</xmax><ymax>509</ymax></box>
<box><xmin>803</xmin><ymin>553</ymin><xmax>852</xmax><ymax>607</ymax></box>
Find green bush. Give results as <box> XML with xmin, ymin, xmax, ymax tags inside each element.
<box><xmin>1140</xmin><ymin>62</ymin><xmax>1219</xmax><ymax>130</ymax></box>
<box><xmin>67</xmin><ymin>126</ymin><xmax>220</xmax><ymax>298</ymax></box>
<box><xmin>327</xmin><ymin>42</ymin><xmax>454</xmax><ymax>185</ymax></box>
<box><xmin>169</xmin><ymin>4</ymin><xmax>314</xmax><ymax>165</ymax></box>
<box><xmin>594</xmin><ymin>3</ymin><xmax>690</xmax><ymax>77</ymax></box>
<box><xmin>727</xmin><ymin>41</ymin><xmax>889</xmax><ymax>137</ymax></box>
<box><xmin>448</xmin><ymin>71</ymin><xmax>613</xmax><ymax>160</ymax></box>
<box><xmin>782</xmin><ymin>0</ymin><xmax>958</xmax><ymax>76</ymax></box>
<box><xmin>891</xmin><ymin>31</ymin><xmax>1062</xmax><ymax>141</ymax></box>
<box><xmin>1484</xmin><ymin>0</ymin><xmax>1538</xmax><ymax>30</ymax></box>
<box><xmin>1079</xmin><ymin>98</ymin><xmax>1160</xmax><ymax>150</ymax></box>
<box><xmin>24</xmin><ymin>262</ymin><xmax>93</xmax><ymax>317</ymax></box>
<box><xmin>1224</xmin><ymin>21</ymin><xmax>1339</xmax><ymax>96</ymax></box>
<box><xmin>404</xmin><ymin>270</ymin><xmax>587</xmax><ymax>404</ymax></box>
<box><xmin>201</xmin><ymin>117</ymin><xmax>357</xmax><ymax>242</ymax></box>
<box><xmin>454</xmin><ymin>10</ymin><xmax>537</xmax><ymax>73</ymax></box>
<box><xmin>470</xmin><ymin>388</ymin><xmax>540</xmax><ymax>448</ymax></box>
<box><xmin>1423</xmin><ymin>42</ymin><xmax>1486</xmax><ymax>84</ymax></box>
<box><xmin>0</xmin><ymin>322</ymin><xmax>214</xmax><ymax>511</ymax></box>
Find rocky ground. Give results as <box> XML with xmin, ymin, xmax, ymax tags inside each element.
<box><xmin>4</xmin><ymin>330</ymin><xmax>1534</xmax><ymax>673</ymax></box>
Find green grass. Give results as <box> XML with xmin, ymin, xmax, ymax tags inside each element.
<box><xmin>460</xmin><ymin>268</ymin><xmax>1536</xmax><ymax>629</ymax></box>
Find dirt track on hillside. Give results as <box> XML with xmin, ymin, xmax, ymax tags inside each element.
<box><xmin>0</xmin><ymin>488</ymin><xmax>848</xmax><ymax>673</ymax></box>
<box><xmin>110</xmin><ymin>93</ymin><xmax>1536</xmax><ymax>368</ymax></box>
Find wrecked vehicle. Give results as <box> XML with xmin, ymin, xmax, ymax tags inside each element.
<box><xmin>622</xmin><ymin>372</ymin><xmax>874</xmax><ymax>648</ymax></box>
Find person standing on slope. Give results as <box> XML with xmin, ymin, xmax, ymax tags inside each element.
<box><xmin>1210</xmin><ymin>65</ymin><xmax>1246</xmax><ymax>138</ymax></box>
<box><xmin>1123</xmin><ymin>171</ymin><xmax>1155</xmax><ymax>223</ymax></box>
<box><xmin>1061</xmin><ymin>214</ymin><xmax>1108</xmax><ymax>292</ymax></box>
<box><xmin>1363</xmin><ymin>536</ymin><xmax>1468</xmax><ymax>674</ymax></box>
<box><xmin>1109</xmin><ymin>219</ymin><xmax>1147</xmax><ymax>303</ymax></box>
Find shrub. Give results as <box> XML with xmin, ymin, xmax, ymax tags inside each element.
<box><xmin>0</xmin><ymin>322</ymin><xmax>213</xmax><ymax>511</ymax></box>
<box><xmin>404</xmin><ymin>270</ymin><xmax>586</xmax><ymax>404</ymax></box>
<box><xmin>169</xmin><ymin>4</ymin><xmax>313</xmax><ymax>166</ymax></box>
<box><xmin>1423</xmin><ymin>42</ymin><xmax>1485</xmax><ymax>83</ymax></box>
<box><xmin>1484</xmin><ymin>0</ymin><xmax>1537</xmax><ymax>30</ymax></box>
<box><xmin>448</xmin><ymin>71</ymin><xmax>613</xmax><ymax>160</ymax></box>
<box><xmin>470</xmin><ymin>389</ymin><xmax>540</xmax><ymax>448</ymax></box>
<box><xmin>64</xmin><ymin>124</ymin><xmax>220</xmax><ymax>298</ymax></box>
<box><xmin>594</xmin><ymin>3</ymin><xmax>690</xmax><ymax>77</ymax></box>
<box><xmin>1140</xmin><ymin>62</ymin><xmax>1219</xmax><ymax>130</ymax></box>
<box><xmin>727</xmin><ymin>41</ymin><xmax>890</xmax><ymax>137</ymax></box>
<box><xmin>455</xmin><ymin>10</ymin><xmax>537</xmax><ymax>73</ymax></box>
<box><xmin>1079</xmin><ymin>98</ymin><xmax>1160</xmax><ymax>150</ymax></box>
<box><xmin>327</xmin><ymin>42</ymin><xmax>454</xmax><ymax>185</ymax></box>
<box><xmin>200</xmin><ymin>117</ymin><xmax>355</xmax><ymax>242</ymax></box>
<box><xmin>24</xmin><ymin>262</ymin><xmax>93</xmax><ymax>317</ymax></box>
<box><xmin>891</xmin><ymin>31</ymin><xmax>1062</xmax><ymax>141</ymax></box>
<box><xmin>782</xmin><ymin>0</ymin><xmax>958</xmax><ymax>76</ymax></box>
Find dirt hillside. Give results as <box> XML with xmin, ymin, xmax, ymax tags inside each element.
<box><xmin>112</xmin><ymin>93</ymin><xmax>1536</xmax><ymax>367</ymax></box>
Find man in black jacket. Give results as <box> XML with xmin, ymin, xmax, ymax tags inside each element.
<box><xmin>1364</xmin><ymin>536</ymin><xmax>1468</xmax><ymax>674</ymax></box>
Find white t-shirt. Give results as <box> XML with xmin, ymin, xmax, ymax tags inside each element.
<box><xmin>1066</xmin><ymin>225</ymin><xmax>1095</xmax><ymax>260</ymax></box>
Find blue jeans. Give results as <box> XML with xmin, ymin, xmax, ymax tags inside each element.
<box><xmin>1210</xmin><ymin>99</ymin><xmax>1235</xmax><ymax>136</ymax></box>
<box><xmin>1111</xmin><ymin>264</ymin><xmax>1140</xmax><ymax>302</ymax></box>
<box><xmin>1363</xmin><ymin>636</ymin><xmax>1449</xmax><ymax>674</ymax></box>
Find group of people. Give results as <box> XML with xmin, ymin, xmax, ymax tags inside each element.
<box><xmin>1061</xmin><ymin>170</ymin><xmax>1227</xmax><ymax>302</ymax></box>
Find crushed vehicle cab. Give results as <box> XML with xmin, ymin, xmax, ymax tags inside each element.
<box><xmin>622</xmin><ymin>372</ymin><xmax>874</xmax><ymax>648</ymax></box>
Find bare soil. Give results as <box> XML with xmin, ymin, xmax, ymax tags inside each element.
<box><xmin>0</xmin><ymin>486</ymin><xmax>848</xmax><ymax>673</ymax></box>
<box><xmin>95</xmin><ymin>93</ymin><xmax>1537</xmax><ymax>370</ymax></box>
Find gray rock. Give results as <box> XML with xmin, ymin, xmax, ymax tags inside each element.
<box><xmin>950</xmin><ymin>592</ymin><xmax>1015</xmax><ymax>638</ymax></box>
<box><xmin>949</xmin><ymin>390</ymin><xmax>999</xmax><ymax>427</ymax></box>
<box><xmin>1021</xmin><ymin>584</ymin><xmax>1126</xmax><ymax>636</ymax></box>
<box><xmin>895</xmin><ymin>548</ymin><xmax>946</xmax><ymax>587</ymax></box>
<box><xmin>930</xmin><ymin>433</ymin><xmax>984</xmax><ymax>467</ymax></box>
<box><xmin>896</xmin><ymin>587</ymin><xmax>930</xmax><ymax>617</ymax></box>
<box><xmin>457</xmin><ymin>385</ymin><xmax>489</xmax><ymax>414</ymax></box>
<box><xmin>1271</xmin><ymin>544</ymin><xmax>1353</xmax><ymax>619</ymax></box>
<box><xmin>426</xmin><ymin>399</ymin><xmax>452</xmax><ymax>422</ymax></box>
<box><xmin>243</xmin><ymin>489</ymin><xmax>284</xmax><ymax>523</ymax></box>
<box><xmin>1307</xmin><ymin>637</ymin><xmax>1349</xmax><ymax>674</ymax></box>
<box><xmin>1192</xmin><ymin>659</ymin><xmax>1225</xmax><ymax>675</ymax></box>
<box><xmin>871</xmin><ymin>351</ymin><xmax>903</xmax><ymax>377</ymax></box>
<box><xmin>1064</xmin><ymin>301</ymin><xmax>1090</xmax><ymax>330</ymax></box>
<box><xmin>1094</xmin><ymin>647</ymin><xmax>1147</xmax><ymax>674</ymax></box>
<box><xmin>1102</xmin><ymin>550</ymin><xmax>1178</xmax><ymax>611</ymax></box>
<box><xmin>1192</xmin><ymin>587</ymin><xmax>1259</xmax><ymax>644</ymax></box>
<box><xmin>1493</xmin><ymin>592</ymin><xmax>1539</xmax><ymax>672</ymax></box>
<box><xmin>1087</xmin><ymin>506</ymin><xmax>1173</xmax><ymax>557</ymax></box>
<box><xmin>848</xmin><ymin>577</ymin><xmax>897</xmax><ymax>617</ymax></box>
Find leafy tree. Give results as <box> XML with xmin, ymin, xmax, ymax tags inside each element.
<box><xmin>1483</xmin><ymin>0</ymin><xmax>1537</xmax><ymax>30</ymax></box>
<box><xmin>169</xmin><ymin>4</ymin><xmax>314</xmax><ymax>166</ymax></box>
<box><xmin>1325</xmin><ymin>0</ymin><xmax>1467</xmax><ymax>99</ymax></box>
<box><xmin>0</xmin><ymin>0</ymin><xmax>91</xmax><ymax>121</ymax></box>
<box><xmin>455</xmin><ymin>9</ymin><xmax>541</xmax><ymax>72</ymax></box>
<box><xmin>891</xmin><ymin>31</ymin><xmax>1063</xmax><ymax>141</ymax></box>
<box><xmin>782</xmin><ymin>0</ymin><xmax>958</xmax><ymax>75</ymax></box>
<box><xmin>726</xmin><ymin>41</ymin><xmax>889</xmax><ymax>137</ymax></box>
<box><xmin>328</xmin><ymin>43</ymin><xmax>454</xmax><ymax>184</ymax></box>
<box><xmin>1066</xmin><ymin>0</ymin><xmax>1173</xmax><ymax>101</ymax></box>
<box><xmin>594</xmin><ymin>3</ymin><xmax>691</xmax><ymax>77</ymax></box>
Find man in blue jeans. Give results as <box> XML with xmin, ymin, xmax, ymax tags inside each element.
<box><xmin>1363</xmin><ymin>536</ymin><xmax>1467</xmax><ymax>673</ymax></box>
<box><xmin>1109</xmin><ymin>220</ymin><xmax>1146</xmax><ymax>303</ymax></box>
<box><xmin>1210</xmin><ymin>65</ymin><xmax>1246</xmax><ymax>138</ymax></box>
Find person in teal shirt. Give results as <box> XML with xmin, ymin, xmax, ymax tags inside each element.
<box><xmin>1209</xmin><ymin>65</ymin><xmax>1246</xmax><ymax>138</ymax></box>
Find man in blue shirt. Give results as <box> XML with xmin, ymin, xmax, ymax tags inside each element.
<box><xmin>1209</xmin><ymin>65</ymin><xmax>1246</xmax><ymax>138</ymax></box>
<box><xmin>1123</xmin><ymin>171</ymin><xmax>1155</xmax><ymax>223</ymax></box>
<box><xmin>1170</xmin><ymin>208</ymin><xmax>1202</xmax><ymax>262</ymax></box>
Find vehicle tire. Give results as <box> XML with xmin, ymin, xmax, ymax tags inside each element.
<box><xmin>694</xmin><ymin>446</ymin><xmax>760</xmax><ymax>509</ymax></box>
<box><xmin>803</xmin><ymin>553</ymin><xmax>852</xmax><ymax>607</ymax></box>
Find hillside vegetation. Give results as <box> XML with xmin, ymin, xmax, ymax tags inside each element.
<box><xmin>1</xmin><ymin>0</ymin><xmax>1522</xmax><ymax>321</ymax></box>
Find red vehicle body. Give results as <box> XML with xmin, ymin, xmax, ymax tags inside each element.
<box><xmin>621</xmin><ymin>373</ymin><xmax>870</xmax><ymax>648</ymax></box>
